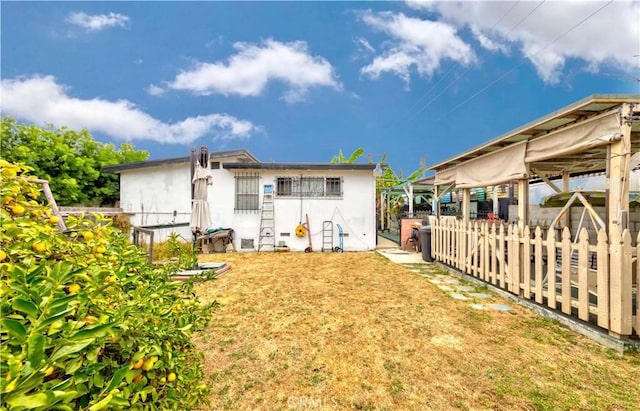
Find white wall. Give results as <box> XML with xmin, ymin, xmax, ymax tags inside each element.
<box><xmin>118</xmin><ymin>161</ymin><xmax>377</xmax><ymax>250</ymax></box>
<box><xmin>119</xmin><ymin>162</ymin><xmax>192</xmax><ymax>241</ymax></box>
<box><xmin>209</xmin><ymin>168</ymin><xmax>377</xmax><ymax>251</ymax></box>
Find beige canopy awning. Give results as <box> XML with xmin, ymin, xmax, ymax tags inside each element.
<box><xmin>430</xmin><ymin>94</ymin><xmax>639</xmax><ymax>188</ymax></box>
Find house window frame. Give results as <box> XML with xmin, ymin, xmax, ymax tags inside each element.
<box><xmin>275</xmin><ymin>176</ymin><xmax>343</xmax><ymax>199</ymax></box>
<box><xmin>234</xmin><ymin>172</ymin><xmax>260</xmax><ymax>213</ymax></box>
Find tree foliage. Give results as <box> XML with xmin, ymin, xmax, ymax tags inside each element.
<box><xmin>0</xmin><ymin>117</ymin><xmax>148</xmax><ymax>206</ymax></box>
<box><xmin>1</xmin><ymin>161</ymin><xmax>214</xmax><ymax>410</ymax></box>
<box><xmin>330</xmin><ymin>147</ymin><xmax>364</xmax><ymax>164</ymax></box>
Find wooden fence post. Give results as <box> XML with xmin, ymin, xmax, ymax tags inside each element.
<box><xmin>534</xmin><ymin>226</ymin><xmax>543</xmax><ymax>304</ymax></box>
<box><xmin>490</xmin><ymin>223</ymin><xmax>497</xmax><ymax>286</ymax></box>
<box><xmin>498</xmin><ymin>224</ymin><xmax>505</xmax><ymax>289</ymax></box>
<box><xmin>609</xmin><ymin>225</ymin><xmax>633</xmax><ymax>337</ymax></box>
<box><xmin>546</xmin><ymin>228</ymin><xmax>557</xmax><ymax>309</ymax></box>
<box><xmin>561</xmin><ymin>227</ymin><xmax>572</xmax><ymax>315</ymax></box>
<box><xmin>577</xmin><ymin>228</ymin><xmax>589</xmax><ymax>321</ymax></box>
<box><xmin>596</xmin><ymin>229</ymin><xmax>609</xmax><ymax>329</ymax></box>
<box><xmin>523</xmin><ymin>225</ymin><xmax>531</xmax><ymax>299</ymax></box>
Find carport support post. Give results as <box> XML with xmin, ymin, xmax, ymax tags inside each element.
<box><xmin>607</xmin><ymin>102</ymin><xmax>632</xmax><ymax>338</ymax></box>
<box><xmin>517</xmin><ymin>179</ymin><xmax>529</xmax><ymax>231</ymax></box>
<box><xmin>608</xmin><ymin>102</ymin><xmax>631</xmax><ymax>232</ymax></box>
<box><xmin>380</xmin><ymin>191</ymin><xmax>385</xmax><ymax>230</ymax></box>
<box><xmin>434</xmin><ymin>185</ymin><xmax>440</xmax><ymax>219</ymax></box>
<box><xmin>462</xmin><ymin>188</ymin><xmax>470</xmax><ymax>224</ymax></box>
<box><xmin>408</xmin><ymin>184</ymin><xmax>414</xmax><ymax>217</ymax></box>
<box><xmin>516</xmin><ymin>178</ymin><xmax>529</xmax><ymax>297</ymax></box>
<box><xmin>562</xmin><ymin>171</ymin><xmax>570</xmax><ymax>229</ymax></box>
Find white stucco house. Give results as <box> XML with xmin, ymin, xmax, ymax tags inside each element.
<box><xmin>104</xmin><ymin>148</ymin><xmax>379</xmax><ymax>252</ymax></box>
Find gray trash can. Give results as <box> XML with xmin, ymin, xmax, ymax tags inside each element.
<box><xmin>420</xmin><ymin>224</ymin><xmax>433</xmax><ymax>262</ymax></box>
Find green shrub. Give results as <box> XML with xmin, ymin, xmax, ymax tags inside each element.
<box><xmin>0</xmin><ymin>160</ymin><xmax>214</xmax><ymax>410</ymax></box>
<box><xmin>152</xmin><ymin>234</ymin><xmax>195</xmax><ymax>265</ymax></box>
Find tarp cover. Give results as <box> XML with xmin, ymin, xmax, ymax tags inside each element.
<box><xmin>455</xmin><ymin>141</ymin><xmax>528</xmax><ymax>188</ymax></box>
<box><xmin>433</xmin><ymin>166</ymin><xmax>457</xmax><ymax>186</ymax></box>
<box><xmin>525</xmin><ymin>111</ymin><xmax>620</xmax><ymax>164</ymax></box>
<box><xmin>434</xmin><ymin>110</ymin><xmax>622</xmax><ymax>188</ymax></box>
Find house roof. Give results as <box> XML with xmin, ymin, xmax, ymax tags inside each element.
<box><xmin>428</xmin><ymin>94</ymin><xmax>640</xmax><ymax>177</ymax></box>
<box><xmin>223</xmin><ymin>162</ymin><xmax>377</xmax><ymax>171</ymax></box>
<box><xmin>103</xmin><ymin>148</ymin><xmax>258</xmax><ymax>173</ymax></box>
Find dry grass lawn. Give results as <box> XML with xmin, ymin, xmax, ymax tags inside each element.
<box><xmin>193</xmin><ymin>251</ymin><xmax>639</xmax><ymax>410</ymax></box>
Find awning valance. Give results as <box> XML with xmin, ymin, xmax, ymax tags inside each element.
<box><xmin>433</xmin><ymin>110</ymin><xmax>623</xmax><ymax>188</ymax></box>
<box><xmin>456</xmin><ymin>141</ymin><xmax>528</xmax><ymax>188</ymax></box>
<box><xmin>525</xmin><ymin>111</ymin><xmax>620</xmax><ymax>164</ymax></box>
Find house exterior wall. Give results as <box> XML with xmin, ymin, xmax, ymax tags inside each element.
<box><xmin>211</xmin><ymin>168</ymin><xmax>377</xmax><ymax>252</ymax></box>
<box><xmin>117</xmin><ymin>161</ymin><xmax>377</xmax><ymax>250</ymax></box>
<box><xmin>119</xmin><ymin>162</ymin><xmax>193</xmax><ymax>240</ymax></box>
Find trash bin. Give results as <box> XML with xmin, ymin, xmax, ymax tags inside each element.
<box><xmin>420</xmin><ymin>223</ymin><xmax>433</xmax><ymax>262</ymax></box>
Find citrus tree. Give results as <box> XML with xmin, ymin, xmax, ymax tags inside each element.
<box><xmin>0</xmin><ymin>160</ymin><xmax>214</xmax><ymax>410</ymax></box>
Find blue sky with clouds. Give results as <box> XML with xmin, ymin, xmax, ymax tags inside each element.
<box><xmin>2</xmin><ymin>1</ymin><xmax>639</xmax><ymax>175</ymax></box>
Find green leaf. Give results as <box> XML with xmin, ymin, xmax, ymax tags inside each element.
<box><xmin>27</xmin><ymin>333</ymin><xmax>45</xmax><ymax>367</ymax></box>
<box><xmin>64</xmin><ymin>357</ymin><xmax>83</xmax><ymax>374</ymax></box>
<box><xmin>93</xmin><ymin>372</ymin><xmax>104</xmax><ymax>388</ymax></box>
<box><xmin>109</xmin><ymin>396</ymin><xmax>130</xmax><ymax>407</ymax></box>
<box><xmin>52</xmin><ymin>389</ymin><xmax>78</xmax><ymax>403</ymax></box>
<box><xmin>12</xmin><ymin>298</ymin><xmax>39</xmax><ymax>318</ymax></box>
<box><xmin>1</xmin><ymin>318</ymin><xmax>27</xmax><ymax>341</ymax></box>
<box><xmin>5</xmin><ymin>392</ymin><xmax>49</xmax><ymax>408</ymax></box>
<box><xmin>88</xmin><ymin>393</ymin><xmax>113</xmax><ymax>411</ymax></box>
<box><xmin>39</xmin><ymin>306</ymin><xmax>76</xmax><ymax>328</ymax></box>
<box><xmin>104</xmin><ymin>365</ymin><xmax>130</xmax><ymax>393</ymax></box>
<box><xmin>69</xmin><ymin>323</ymin><xmax>114</xmax><ymax>341</ymax></box>
<box><xmin>49</xmin><ymin>338</ymin><xmax>94</xmax><ymax>362</ymax></box>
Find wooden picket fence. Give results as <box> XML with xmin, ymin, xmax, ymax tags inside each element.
<box><xmin>431</xmin><ymin>219</ymin><xmax>639</xmax><ymax>339</ymax></box>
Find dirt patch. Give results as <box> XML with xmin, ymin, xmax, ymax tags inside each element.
<box><xmin>193</xmin><ymin>251</ymin><xmax>640</xmax><ymax>410</ymax></box>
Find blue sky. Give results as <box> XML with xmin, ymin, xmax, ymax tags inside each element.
<box><xmin>2</xmin><ymin>1</ymin><xmax>639</xmax><ymax>176</ymax></box>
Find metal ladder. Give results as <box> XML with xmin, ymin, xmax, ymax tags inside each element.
<box><xmin>321</xmin><ymin>221</ymin><xmax>333</xmax><ymax>252</ymax></box>
<box><xmin>258</xmin><ymin>185</ymin><xmax>275</xmax><ymax>251</ymax></box>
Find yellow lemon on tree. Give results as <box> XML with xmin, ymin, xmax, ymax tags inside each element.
<box><xmin>67</xmin><ymin>284</ymin><xmax>81</xmax><ymax>294</ymax></box>
<box><xmin>142</xmin><ymin>359</ymin><xmax>155</xmax><ymax>371</ymax></box>
<box><xmin>167</xmin><ymin>372</ymin><xmax>176</xmax><ymax>382</ymax></box>
<box><xmin>92</xmin><ymin>245</ymin><xmax>107</xmax><ymax>254</ymax></box>
<box><xmin>82</xmin><ymin>231</ymin><xmax>94</xmax><ymax>241</ymax></box>
<box><xmin>32</xmin><ymin>241</ymin><xmax>46</xmax><ymax>253</ymax></box>
<box><xmin>9</xmin><ymin>204</ymin><xmax>25</xmax><ymax>216</ymax></box>
<box><xmin>0</xmin><ymin>250</ymin><xmax>7</xmax><ymax>262</ymax></box>
<box><xmin>132</xmin><ymin>358</ymin><xmax>144</xmax><ymax>369</ymax></box>
<box><xmin>49</xmin><ymin>215</ymin><xmax>60</xmax><ymax>224</ymax></box>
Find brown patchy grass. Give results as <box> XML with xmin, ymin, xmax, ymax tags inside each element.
<box><xmin>193</xmin><ymin>252</ymin><xmax>640</xmax><ymax>410</ymax></box>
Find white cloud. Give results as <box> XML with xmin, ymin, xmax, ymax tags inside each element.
<box><xmin>358</xmin><ymin>10</ymin><xmax>476</xmax><ymax>86</ymax></box>
<box><xmin>355</xmin><ymin>37</ymin><xmax>375</xmax><ymax>53</ymax></box>
<box><xmin>146</xmin><ymin>84</ymin><xmax>165</xmax><ymax>96</ymax></box>
<box><xmin>167</xmin><ymin>39</ymin><xmax>342</xmax><ymax>103</ymax></box>
<box><xmin>1</xmin><ymin>75</ymin><xmax>260</xmax><ymax>144</ymax></box>
<box><xmin>66</xmin><ymin>12</ymin><xmax>129</xmax><ymax>31</ymax></box>
<box><xmin>470</xmin><ymin>27</ymin><xmax>509</xmax><ymax>54</ymax></box>
<box><xmin>406</xmin><ymin>1</ymin><xmax>640</xmax><ymax>84</ymax></box>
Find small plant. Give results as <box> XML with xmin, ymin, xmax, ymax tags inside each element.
<box><xmin>153</xmin><ymin>233</ymin><xmax>197</xmax><ymax>269</ymax></box>
<box><xmin>0</xmin><ymin>161</ymin><xmax>214</xmax><ymax>410</ymax></box>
